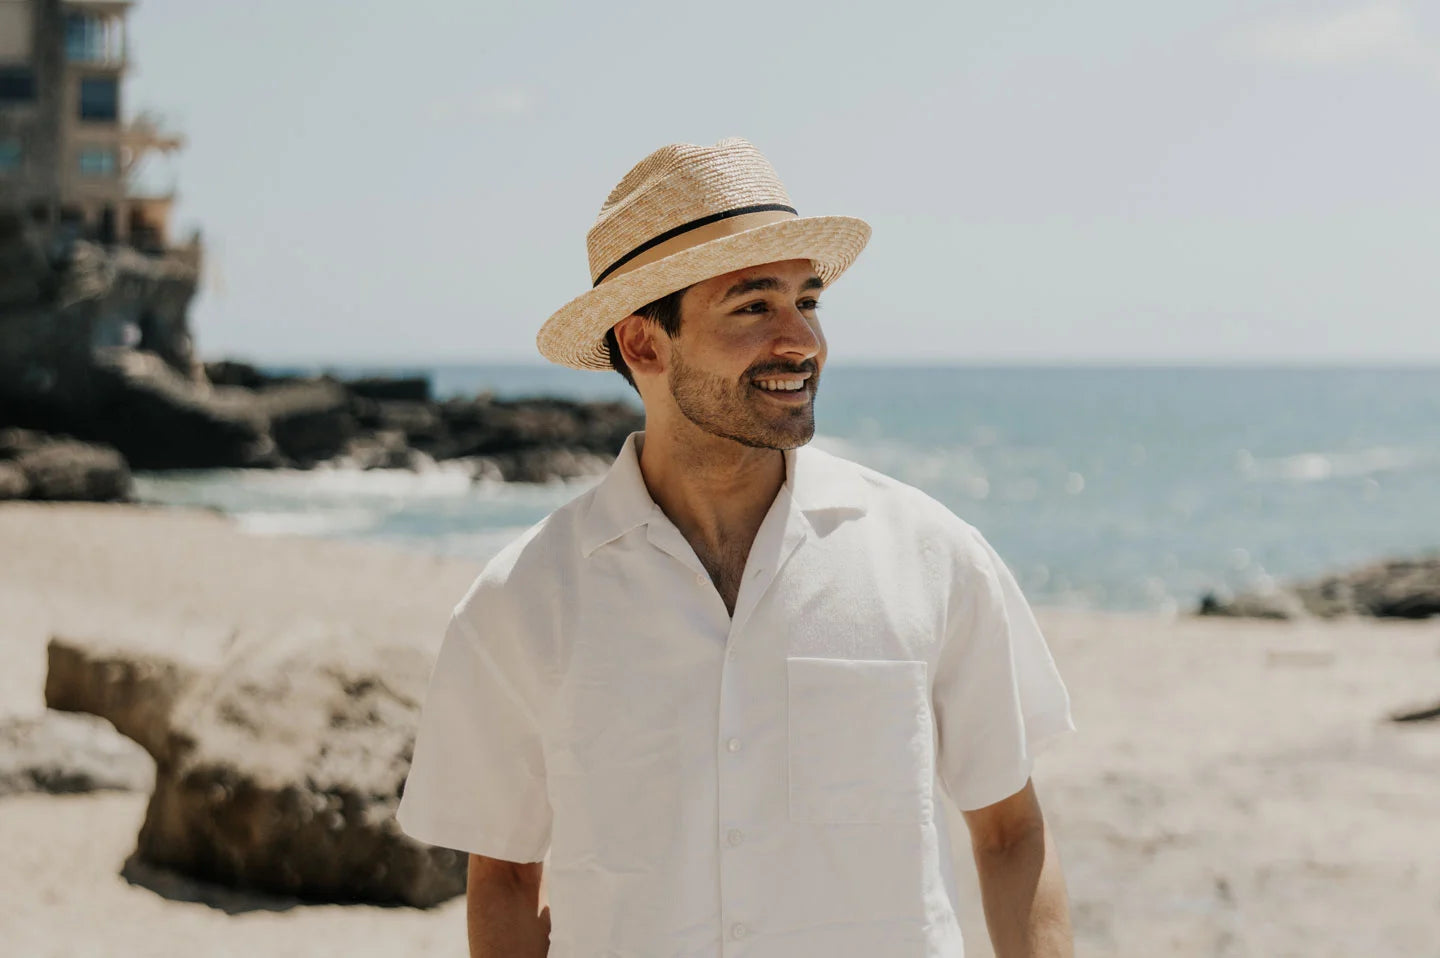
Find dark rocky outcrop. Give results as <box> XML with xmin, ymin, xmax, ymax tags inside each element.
<box><xmin>252</xmin><ymin>380</ymin><xmax>357</xmax><ymax>468</ymax></box>
<box><xmin>0</xmin><ymin>428</ymin><xmax>132</xmax><ymax>501</ymax></box>
<box><xmin>2</xmin><ymin>207</ymin><xmax>641</xmax><ymax>482</ymax></box>
<box><xmin>1197</xmin><ymin>556</ymin><xmax>1440</xmax><ymax>620</ymax></box>
<box><xmin>81</xmin><ymin>351</ymin><xmax>280</xmax><ymax>469</ymax></box>
<box><xmin>0</xmin><ymin>209</ymin><xmax>203</xmax><ymax>419</ymax></box>
<box><xmin>45</xmin><ymin>624</ymin><xmax>466</xmax><ymax>907</ymax></box>
<box><xmin>201</xmin><ymin>359</ymin><xmax>276</xmax><ymax>390</ymax></box>
<box><xmin>344</xmin><ymin>376</ymin><xmax>430</xmax><ymax>403</ymax></box>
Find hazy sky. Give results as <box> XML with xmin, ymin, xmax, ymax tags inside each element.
<box><xmin>123</xmin><ymin>0</ymin><xmax>1440</xmax><ymax>365</ymax></box>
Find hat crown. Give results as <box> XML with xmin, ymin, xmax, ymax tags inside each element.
<box><xmin>586</xmin><ymin>138</ymin><xmax>794</xmax><ymax>285</ymax></box>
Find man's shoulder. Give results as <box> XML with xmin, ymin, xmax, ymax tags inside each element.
<box><xmin>454</xmin><ymin>482</ymin><xmax>597</xmax><ymax>612</ymax></box>
<box><xmin>800</xmin><ymin>442</ymin><xmax>979</xmax><ymax>535</ymax></box>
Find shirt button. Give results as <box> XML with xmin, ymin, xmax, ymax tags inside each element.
<box><xmin>731</xmin><ymin>922</ymin><xmax>748</xmax><ymax>940</ymax></box>
<box><xmin>727</xmin><ymin>828</ymin><xmax>744</xmax><ymax>847</ymax></box>
<box><xmin>694</xmin><ymin>573</ymin><xmax>706</xmax><ymax>586</ymax></box>
<box><xmin>726</xmin><ymin>737</ymin><xmax>742</xmax><ymax>752</ymax></box>
<box><xmin>726</xmin><ymin>647</ymin><xmax>737</xmax><ymax>661</ymax></box>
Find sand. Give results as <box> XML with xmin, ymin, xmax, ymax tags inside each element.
<box><xmin>2</xmin><ymin>501</ymin><xmax>1438</xmax><ymax>957</ymax></box>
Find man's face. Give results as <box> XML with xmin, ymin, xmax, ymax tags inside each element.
<box><xmin>664</xmin><ymin>259</ymin><xmax>826</xmax><ymax>451</ymax></box>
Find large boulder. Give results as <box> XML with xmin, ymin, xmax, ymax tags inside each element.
<box><xmin>0</xmin><ymin>428</ymin><xmax>132</xmax><ymax>501</ymax></box>
<box><xmin>435</xmin><ymin>395</ymin><xmax>640</xmax><ymax>461</ymax></box>
<box><xmin>45</xmin><ymin>622</ymin><xmax>465</xmax><ymax>907</ymax></box>
<box><xmin>252</xmin><ymin>380</ymin><xmax>356</xmax><ymax>467</ymax></box>
<box><xmin>86</xmin><ymin>350</ymin><xmax>280</xmax><ymax>469</ymax></box>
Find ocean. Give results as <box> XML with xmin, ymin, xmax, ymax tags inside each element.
<box><xmin>134</xmin><ymin>364</ymin><xmax>1440</xmax><ymax>615</ymax></box>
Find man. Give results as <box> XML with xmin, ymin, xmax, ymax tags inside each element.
<box><xmin>397</xmin><ymin>137</ymin><xmax>1077</xmax><ymax>957</ymax></box>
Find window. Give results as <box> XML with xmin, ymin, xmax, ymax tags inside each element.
<box><xmin>78</xmin><ymin>147</ymin><xmax>116</xmax><ymax>177</ymax></box>
<box><xmin>78</xmin><ymin>77</ymin><xmax>118</xmax><ymax>121</ymax></box>
<box><xmin>0</xmin><ymin>66</ymin><xmax>35</xmax><ymax>103</ymax></box>
<box><xmin>0</xmin><ymin>138</ymin><xmax>20</xmax><ymax>172</ymax></box>
<box><xmin>66</xmin><ymin>13</ymin><xmax>114</xmax><ymax>63</ymax></box>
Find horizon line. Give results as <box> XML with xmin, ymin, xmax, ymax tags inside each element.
<box><xmin>219</xmin><ymin>355</ymin><xmax>1440</xmax><ymax>371</ymax></box>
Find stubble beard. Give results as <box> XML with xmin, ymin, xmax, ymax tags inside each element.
<box><xmin>667</xmin><ymin>347</ymin><xmax>817</xmax><ymax>451</ymax></box>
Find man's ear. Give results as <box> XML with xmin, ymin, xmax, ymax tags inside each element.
<box><xmin>612</xmin><ymin>314</ymin><xmax>665</xmax><ymax>377</ymax></box>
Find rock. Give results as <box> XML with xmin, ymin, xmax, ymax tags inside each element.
<box><xmin>87</xmin><ymin>350</ymin><xmax>281</xmax><ymax>469</ymax></box>
<box><xmin>334</xmin><ymin>429</ymin><xmax>416</xmax><ymax>471</ymax></box>
<box><xmin>0</xmin><ymin>461</ymin><xmax>29</xmax><ymax>499</ymax></box>
<box><xmin>1390</xmin><ymin>699</ymin><xmax>1440</xmax><ymax>723</ymax></box>
<box><xmin>1196</xmin><ymin>589</ymin><xmax>1305</xmax><ymax>620</ymax></box>
<box><xmin>344</xmin><ymin>376</ymin><xmax>430</xmax><ymax>403</ymax></box>
<box><xmin>0</xmin><ymin>710</ymin><xmax>154</xmax><ymax>797</ymax></box>
<box><xmin>202</xmin><ymin>359</ymin><xmax>271</xmax><ymax>390</ymax></box>
<box><xmin>353</xmin><ymin>399</ymin><xmax>447</xmax><ymax>448</ymax></box>
<box><xmin>16</xmin><ymin>437</ymin><xmax>132</xmax><ymax>501</ymax></box>
<box><xmin>0</xmin><ymin>427</ymin><xmax>132</xmax><ymax>501</ymax></box>
<box><xmin>46</xmin><ymin>623</ymin><xmax>466</xmax><ymax>907</ymax></box>
<box><xmin>435</xmin><ymin>396</ymin><xmax>641</xmax><ymax>462</ymax></box>
<box><xmin>1198</xmin><ymin>556</ymin><xmax>1440</xmax><ymax>620</ymax></box>
<box><xmin>1331</xmin><ymin>558</ymin><xmax>1440</xmax><ymax>619</ymax></box>
<box><xmin>0</xmin><ymin>207</ymin><xmax>53</xmax><ymax>308</ymax></box>
<box><xmin>252</xmin><ymin>380</ymin><xmax>356</xmax><ymax>467</ymax></box>
<box><xmin>45</xmin><ymin>634</ymin><xmax>201</xmax><ymax>759</ymax></box>
<box><xmin>481</xmin><ymin>445</ymin><xmax>612</xmax><ymax>483</ymax></box>
<box><xmin>0</xmin><ymin>214</ymin><xmax>203</xmax><ymax>417</ymax></box>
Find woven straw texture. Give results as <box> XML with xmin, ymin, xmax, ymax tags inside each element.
<box><xmin>536</xmin><ymin>138</ymin><xmax>871</xmax><ymax>371</ymax></box>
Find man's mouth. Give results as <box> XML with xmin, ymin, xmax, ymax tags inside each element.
<box><xmin>751</xmin><ymin>375</ymin><xmax>809</xmax><ymax>393</ymax></box>
<box><xmin>749</xmin><ymin>373</ymin><xmax>813</xmax><ymax>403</ymax></box>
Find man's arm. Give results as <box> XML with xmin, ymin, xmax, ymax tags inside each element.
<box><xmin>960</xmin><ymin>778</ymin><xmax>1074</xmax><ymax>958</ymax></box>
<box><xmin>467</xmin><ymin>854</ymin><xmax>550</xmax><ymax>957</ymax></box>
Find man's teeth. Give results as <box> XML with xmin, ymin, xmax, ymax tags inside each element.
<box><xmin>755</xmin><ymin>379</ymin><xmax>806</xmax><ymax>391</ymax></box>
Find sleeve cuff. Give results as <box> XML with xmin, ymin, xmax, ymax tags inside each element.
<box><xmin>395</xmin><ymin>804</ymin><xmax>550</xmax><ymax>863</ymax></box>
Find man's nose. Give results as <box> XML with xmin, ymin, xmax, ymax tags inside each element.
<box><xmin>772</xmin><ymin>303</ymin><xmax>822</xmax><ymax>361</ymax></box>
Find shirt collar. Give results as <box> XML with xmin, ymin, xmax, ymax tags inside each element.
<box><xmin>579</xmin><ymin>431</ymin><xmax>869</xmax><ymax>557</ymax></box>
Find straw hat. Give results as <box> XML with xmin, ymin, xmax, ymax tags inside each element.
<box><xmin>536</xmin><ymin>137</ymin><xmax>871</xmax><ymax>370</ymax></box>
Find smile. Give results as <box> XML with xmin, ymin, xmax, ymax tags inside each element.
<box><xmin>750</xmin><ymin>377</ymin><xmax>812</xmax><ymax>403</ymax></box>
<box><xmin>753</xmin><ymin>377</ymin><xmax>807</xmax><ymax>392</ymax></box>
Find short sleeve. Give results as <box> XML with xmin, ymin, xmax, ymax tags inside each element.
<box><xmin>933</xmin><ymin>526</ymin><xmax>1076</xmax><ymax>811</ymax></box>
<box><xmin>396</xmin><ymin>593</ymin><xmax>553</xmax><ymax>862</ymax></box>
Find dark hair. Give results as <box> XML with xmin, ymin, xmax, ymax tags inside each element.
<box><xmin>604</xmin><ymin>286</ymin><xmax>688</xmax><ymax>392</ymax></box>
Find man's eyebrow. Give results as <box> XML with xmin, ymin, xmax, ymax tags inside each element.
<box><xmin>721</xmin><ymin>275</ymin><xmax>825</xmax><ymax>301</ymax></box>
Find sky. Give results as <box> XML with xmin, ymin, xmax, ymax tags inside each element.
<box><xmin>122</xmin><ymin>0</ymin><xmax>1440</xmax><ymax>365</ymax></box>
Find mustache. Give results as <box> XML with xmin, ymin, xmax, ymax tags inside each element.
<box><xmin>746</xmin><ymin>361</ymin><xmax>818</xmax><ymax>380</ymax></box>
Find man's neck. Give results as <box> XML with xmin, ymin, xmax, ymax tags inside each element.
<box><xmin>635</xmin><ymin>426</ymin><xmax>786</xmax><ymax>563</ymax></box>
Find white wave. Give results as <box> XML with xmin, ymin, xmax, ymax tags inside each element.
<box><xmin>227</xmin><ymin>464</ymin><xmax>477</xmax><ymax>499</ymax></box>
<box><xmin>1238</xmin><ymin>445</ymin><xmax>1434</xmax><ymax>483</ymax></box>
<box><xmin>234</xmin><ymin>508</ymin><xmax>384</xmax><ymax>537</ymax></box>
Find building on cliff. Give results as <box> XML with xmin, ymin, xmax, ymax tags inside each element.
<box><xmin>0</xmin><ymin>0</ymin><xmax>193</xmax><ymax>256</ymax></box>
<box><xmin>1</xmin><ymin>0</ymin><xmax>205</xmax><ymax>435</ymax></box>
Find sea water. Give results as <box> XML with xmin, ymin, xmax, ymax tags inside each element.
<box><xmin>133</xmin><ymin>364</ymin><xmax>1440</xmax><ymax>614</ymax></box>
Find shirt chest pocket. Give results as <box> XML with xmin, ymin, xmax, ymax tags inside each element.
<box><xmin>786</xmin><ymin>657</ymin><xmax>935</xmax><ymax>825</ymax></box>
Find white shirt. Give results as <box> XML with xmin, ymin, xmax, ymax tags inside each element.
<box><xmin>397</xmin><ymin>432</ymin><xmax>1075</xmax><ymax>957</ymax></box>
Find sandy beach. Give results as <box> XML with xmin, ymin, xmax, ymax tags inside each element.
<box><xmin>2</xmin><ymin>501</ymin><xmax>1437</xmax><ymax>957</ymax></box>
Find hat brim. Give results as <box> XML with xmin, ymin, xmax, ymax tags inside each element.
<box><xmin>536</xmin><ymin>215</ymin><xmax>871</xmax><ymax>371</ymax></box>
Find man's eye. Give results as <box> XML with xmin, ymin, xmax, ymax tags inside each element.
<box><xmin>800</xmin><ymin>299</ymin><xmax>822</xmax><ymax>310</ymax></box>
<box><xmin>738</xmin><ymin>302</ymin><xmax>769</xmax><ymax>314</ymax></box>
